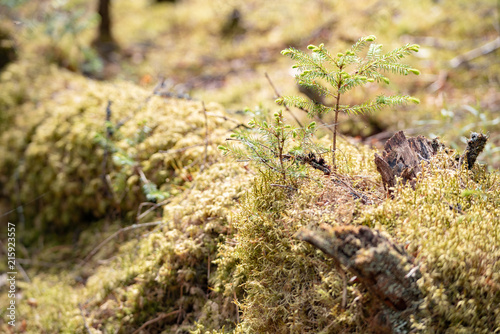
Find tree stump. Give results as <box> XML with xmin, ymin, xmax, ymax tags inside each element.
<box><xmin>374</xmin><ymin>131</ymin><xmax>443</xmax><ymax>192</ymax></box>
<box><xmin>374</xmin><ymin>131</ymin><xmax>488</xmax><ymax>193</ymax></box>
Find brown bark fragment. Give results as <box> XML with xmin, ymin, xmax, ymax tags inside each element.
<box><xmin>375</xmin><ymin>131</ymin><xmax>488</xmax><ymax>193</ymax></box>
<box><xmin>297</xmin><ymin>225</ymin><xmax>422</xmax><ymax>333</ymax></box>
<box><xmin>462</xmin><ymin>132</ymin><xmax>488</xmax><ymax>169</ymax></box>
<box><xmin>374</xmin><ymin>131</ymin><xmax>442</xmax><ymax>192</ymax></box>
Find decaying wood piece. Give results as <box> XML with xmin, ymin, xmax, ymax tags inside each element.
<box><xmin>375</xmin><ymin>131</ymin><xmax>488</xmax><ymax>193</ymax></box>
<box><xmin>374</xmin><ymin>131</ymin><xmax>442</xmax><ymax>191</ymax></box>
<box><xmin>462</xmin><ymin>132</ymin><xmax>488</xmax><ymax>169</ymax></box>
<box><xmin>297</xmin><ymin>225</ymin><xmax>422</xmax><ymax>333</ymax></box>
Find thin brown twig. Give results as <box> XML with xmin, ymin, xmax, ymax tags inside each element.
<box><xmin>264</xmin><ymin>72</ymin><xmax>303</xmax><ymax>127</ymax></box>
<box><xmin>270</xmin><ymin>184</ymin><xmax>298</xmax><ymax>191</ymax></box>
<box><xmin>132</xmin><ymin>310</ymin><xmax>182</xmax><ymax>334</ymax></box>
<box><xmin>136</xmin><ymin>199</ymin><xmax>171</xmax><ymax>222</ymax></box>
<box><xmin>201</xmin><ymin>101</ymin><xmax>209</xmax><ymax>171</ymax></box>
<box><xmin>330</xmin><ymin>172</ymin><xmax>382</xmax><ymax>204</ymax></box>
<box><xmin>159</xmin><ymin>143</ymin><xmax>210</xmax><ymax>154</ymax></box>
<box><xmin>234</xmin><ymin>290</ymin><xmax>240</xmax><ymax>324</ymax></box>
<box><xmin>80</xmin><ymin>221</ymin><xmax>163</xmax><ymax>265</ymax></box>
<box><xmin>206</xmin><ymin>112</ymin><xmax>250</xmax><ymax>128</ymax></box>
<box><xmin>78</xmin><ymin>303</ymin><xmax>92</xmax><ymax>334</ymax></box>
<box><xmin>0</xmin><ymin>239</ymin><xmax>30</xmax><ymax>283</ymax></box>
<box><xmin>16</xmin><ymin>258</ymin><xmax>67</xmax><ymax>268</ymax></box>
<box><xmin>207</xmin><ymin>253</ymin><xmax>211</xmax><ymax>295</ymax></box>
<box><xmin>449</xmin><ymin>36</ymin><xmax>500</xmax><ymax>68</ymax></box>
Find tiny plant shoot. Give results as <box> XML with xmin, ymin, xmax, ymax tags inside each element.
<box><xmin>219</xmin><ymin>109</ymin><xmax>320</xmax><ymax>185</ymax></box>
<box><xmin>277</xmin><ymin>35</ymin><xmax>421</xmax><ymax>168</ymax></box>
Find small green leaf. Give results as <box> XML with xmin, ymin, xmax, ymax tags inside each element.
<box><xmin>409</xmin><ymin>97</ymin><xmax>420</xmax><ymax>104</ymax></box>
<box><xmin>337</xmin><ymin>53</ymin><xmax>343</xmax><ymax>57</ymax></box>
<box><xmin>366</xmin><ymin>35</ymin><xmax>376</xmax><ymax>41</ymax></box>
<box><xmin>410</xmin><ymin>68</ymin><xmax>420</xmax><ymax>75</ymax></box>
<box><xmin>409</xmin><ymin>44</ymin><xmax>420</xmax><ymax>52</ymax></box>
<box><xmin>307</xmin><ymin>44</ymin><xmax>317</xmax><ymax>50</ymax></box>
<box><xmin>218</xmin><ymin>145</ymin><xmax>227</xmax><ymax>151</ymax></box>
<box><xmin>381</xmin><ymin>77</ymin><xmax>390</xmax><ymax>84</ymax></box>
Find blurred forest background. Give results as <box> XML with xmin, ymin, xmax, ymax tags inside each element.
<box><xmin>1</xmin><ymin>0</ymin><xmax>499</xmax><ymax>167</ymax></box>
<box><xmin>0</xmin><ymin>0</ymin><xmax>499</xmax><ymax>333</ymax></box>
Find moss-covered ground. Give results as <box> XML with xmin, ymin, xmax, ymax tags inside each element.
<box><xmin>0</xmin><ymin>0</ymin><xmax>499</xmax><ymax>333</ymax></box>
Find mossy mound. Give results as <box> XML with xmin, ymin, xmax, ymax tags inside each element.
<box><xmin>0</xmin><ymin>61</ymin><xmax>232</xmax><ymax>238</ymax></box>
<box><xmin>3</xmin><ymin>126</ymin><xmax>499</xmax><ymax>333</ymax></box>
<box><xmin>9</xmin><ymin>160</ymin><xmax>250</xmax><ymax>334</ymax></box>
<box><xmin>1</xmin><ymin>61</ymin><xmax>499</xmax><ymax>334</ymax></box>
<box><xmin>359</xmin><ymin>159</ymin><xmax>500</xmax><ymax>333</ymax></box>
<box><xmin>215</xmin><ymin>143</ymin><xmax>386</xmax><ymax>333</ymax></box>
<box><xmin>212</xmin><ymin>150</ymin><xmax>500</xmax><ymax>333</ymax></box>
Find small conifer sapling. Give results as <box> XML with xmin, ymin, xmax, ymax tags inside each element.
<box><xmin>277</xmin><ymin>35</ymin><xmax>421</xmax><ymax>168</ymax></box>
<box><xmin>219</xmin><ymin>109</ymin><xmax>320</xmax><ymax>184</ymax></box>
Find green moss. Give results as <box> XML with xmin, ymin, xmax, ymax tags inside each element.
<box><xmin>69</xmin><ymin>161</ymin><xmax>250</xmax><ymax>333</ymax></box>
<box><xmin>215</xmin><ymin>140</ymin><xmax>383</xmax><ymax>333</ymax></box>
<box><xmin>0</xmin><ymin>61</ymin><xmax>233</xmax><ymax>238</ymax></box>
<box><xmin>359</xmin><ymin>156</ymin><xmax>500</xmax><ymax>332</ymax></box>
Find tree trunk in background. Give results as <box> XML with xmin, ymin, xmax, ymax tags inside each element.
<box><xmin>97</xmin><ymin>0</ymin><xmax>112</xmax><ymax>41</ymax></box>
<box><xmin>93</xmin><ymin>0</ymin><xmax>118</xmax><ymax>59</ymax></box>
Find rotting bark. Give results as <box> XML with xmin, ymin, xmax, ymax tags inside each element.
<box><xmin>374</xmin><ymin>131</ymin><xmax>444</xmax><ymax>192</ymax></box>
<box><xmin>375</xmin><ymin>131</ymin><xmax>488</xmax><ymax>193</ymax></box>
<box><xmin>296</xmin><ymin>225</ymin><xmax>422</xmax><ymax>333</ymax></box>
<box><xmin>461</xmin><ymin>132</ymin><xmax>488</xmax><ymax>169</ymax></box>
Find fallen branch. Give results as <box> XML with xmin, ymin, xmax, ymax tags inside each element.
<box><xmin>136</xmin><ymin>199</ymin><xmax>170</xmax><ymax>222</ymax></box>
<box><xmin>78</xmin><ymin>303</ymin><xmax>92</xmax><ymax>334</ymax></box>
<box><xmin>449</xmin><ymin>36</ymin><xmax>500</xmax><ymax>68</ymax></box>
<box><xmin>265</xmin><ymin>72</ymin><xmax>303</xmax><ymax>128</ymax></box>
<box><xmin>296</xmin><ymin>225</ymin><xmax>422</xmax><ymax>332</ymax></box>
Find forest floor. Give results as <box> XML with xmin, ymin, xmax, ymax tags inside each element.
<box><xmin>0</xmin><ymin>0</ymin><xmax>499</xmax><ymax>333</ymax></box>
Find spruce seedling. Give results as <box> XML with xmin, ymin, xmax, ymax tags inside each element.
<box><xmin>219</xmin><ymin>109</ymin><xmax>321</xmax><ymax>184</ymax></box>
<box><xmin>277</xmin><ymin>35</ymin><xmax>421</xmax><ymax>168</ymax></box>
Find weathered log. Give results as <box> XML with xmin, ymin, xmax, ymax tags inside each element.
<box><xmin>297</xmin><ymin>225</ymin><xmax>422</xmax><ymax>333</ymax></box>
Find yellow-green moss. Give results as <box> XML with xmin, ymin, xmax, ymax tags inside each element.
<box><xmin>0</xmin><ymin>61</ymin><xmax>233</xmax><ymax>237</ymax></box>
<box><xmin>214</xmin><ymin>140</ymin><xmax>384</xmax><ymax>333</ymax></box>
<box><xmin>359</xmin><ymin>155</ymin><xmax>500</xmax><ymax>333</ymax></box>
